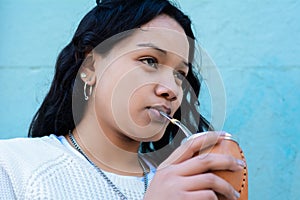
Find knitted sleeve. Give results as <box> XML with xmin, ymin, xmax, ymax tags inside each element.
<box><xmin>0</xmin><ymin>165</ymin><xmax>17</xmax><ymax>199</ymax></box>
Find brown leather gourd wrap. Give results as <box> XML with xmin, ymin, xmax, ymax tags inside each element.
<box><xmin>198</xmin><ymin>134</ymin><xmax>248</xmax><ymax>200</ymax></box>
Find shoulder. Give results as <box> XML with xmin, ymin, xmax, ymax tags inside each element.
<box><xmin>0</xmin><ymin>135</ymin><xmax>65</xmax><ymax>160</ymax></box>
<box><xmin>0</xmin><ymin>135</ymin><xmax>83</xmax><ymax>198</ymax></box>
<box><xmin>0</xmin><ymin>135</ymin><xmax>69</xmax><ymax>177</ymax></box>
<box><xmin>0</xmin><ymin>135</ymin><xmax>60</xmax><ymax>148</ymax></box>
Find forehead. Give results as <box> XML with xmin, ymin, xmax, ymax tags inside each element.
<box><xmin>109</xmin><ymin>15</ymin><xmax>190</xmax><ymax>60</ymax></box>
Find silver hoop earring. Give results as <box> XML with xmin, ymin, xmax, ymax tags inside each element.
<box><xmin>84</xmin><ymin>82</ymin><xmax>93</xmax><ymax>101</ymax></box>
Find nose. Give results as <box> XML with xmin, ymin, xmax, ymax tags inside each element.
<box><xmin>154</xmin><ymin>78</ymin><xmax>179</xmax><ymax>101</ymax></box>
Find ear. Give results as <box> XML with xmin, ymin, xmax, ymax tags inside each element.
<box><xmin>79</xmin><ymin>52</ymin><xmax>96</xmax><ymax>86</ymax></box>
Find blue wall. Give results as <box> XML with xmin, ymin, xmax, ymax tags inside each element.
<box><xmin>1</xmin><ymin>0</ymin><xmax>299</xmax><ymax>199</ymax></box>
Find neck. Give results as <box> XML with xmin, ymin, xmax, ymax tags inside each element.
<box><xmin>66</xmin><ymin>110</ymin><xmax>146</xmax><ymax>176</ymax></box>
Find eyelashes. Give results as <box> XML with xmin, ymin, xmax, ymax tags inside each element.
<box><xmin>173</xmin><ymin>70</ymin><xmax>186</xmax><ymax>81</ymax></box>
<box><xmin>139</xmin><ymin>56</ymin><xmax>188</xmax><ymax>81</ymax></box>
<box><xmin>139</xmin><ymin>57</ymin><xmax>158</xmax><ymax>69</ymax></box>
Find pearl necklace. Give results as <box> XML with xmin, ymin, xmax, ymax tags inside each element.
<box><xmin>68</xmin><ymin>132</ymin><xmax>148</xmax><ymax>200</ymax></box>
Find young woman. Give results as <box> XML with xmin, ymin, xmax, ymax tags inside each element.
<box><xmin>0</xmin><ymin>0</ymin><xmax>245</xmax><ymax>199</ymax></box>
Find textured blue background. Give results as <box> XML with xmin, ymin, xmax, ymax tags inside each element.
<box><xmin>0</xmin><ymin>0</ymin><xmax>299</xmax><ymax>199</ymax></box>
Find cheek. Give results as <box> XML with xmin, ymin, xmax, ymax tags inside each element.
<box><xmin>128</xmin><ymin>84</ymin><xmax>153</xmax><ymax>126</ymax></box>
<box><xmin>92</xmin><ymin>61</ymin><xmax>129</xmax><ymax>133</ymax></box>
<box><xmin>110</xmin><ymin>68</ymin><xmax>147</xmax><ymax>127</ymax></box>
<box><xmin>172</xmin><ymin>90</ymin><xmax>183</xmax><ymax>113</ymax></box>
<box><xmin>104</xmin><ymin>67</ymin><xmax>166</xmax><ymax>139</ymax></box>
<box><xmin>93</xmin><ymin>76</ymin><xmax>117</xmax><ymax>131</ymax></box>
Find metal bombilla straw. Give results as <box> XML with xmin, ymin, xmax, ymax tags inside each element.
<box><xmin>159</xmin><ymin>111</ymin><xmax>193</xmax><ymax>137</ymax></box>
<box><xmin>159</xmin><ymin>111</ymin><xmax>236</xmax><ymax>143</ymax></box>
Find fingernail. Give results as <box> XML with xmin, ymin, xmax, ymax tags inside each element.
<box><xmin>237</xmin><ymin>159</ymin><xmax>246</xmax><ymax>167</ymax></box>
<box><xmin>234</xmin><ymin>190</ymin><xmax>240</xmax><ymax>199</ymax></box>
<box><xmin>219</xmin><ymin>131</ymin><xmax>227</xmax><ymax>136</ymax></box>
<box><xmin>184</xmin><ymin>132</ymin><xmax>207</xmax><ymax>142</ymax></box>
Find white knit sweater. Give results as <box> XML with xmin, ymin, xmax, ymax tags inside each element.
<box><xmin>0</xmin><ymin>135</ymin><xmax>154</xmax><ymax>200</ymax></box>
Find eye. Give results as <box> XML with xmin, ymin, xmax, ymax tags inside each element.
<box><xmin>173</xmin><ymin>70</ymin><xmax>187</xmax><ymax>81</ymax></box>
<box><xmin>139</xmin><ymin>57</ymin><xmax>158</xmax><ymax>69</ymax></box>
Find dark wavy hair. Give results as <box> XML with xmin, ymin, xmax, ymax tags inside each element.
<box><xmin>28</xmin><ymin>0</ymin><xmax>212</xmax><ymax>154</ymax></box>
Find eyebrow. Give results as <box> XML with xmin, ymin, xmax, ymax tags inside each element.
<box><xmin>137</xmin><ymin>43</ymin><xmax>167</xmax><ymax>54</ymax></box>
<box><xmin>137</xmin><ymin>43</ymin><xmax>189</xmax><ymax>68</ymax></box>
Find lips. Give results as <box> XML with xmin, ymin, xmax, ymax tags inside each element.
<box><xmin>146</xmin><ymin>105</ymin><xmax>171</xmax><ymax>115</ymax></box>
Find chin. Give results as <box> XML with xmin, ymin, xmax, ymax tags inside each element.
<box><xmin>125</xmin><ymin>119</ymin><xmax>168</xmax><ymax>142</ymax></box>
<box><xmin>137</xmin><ymin>131</ymin><xmax>165</xmax><ymax>143</ymax></box>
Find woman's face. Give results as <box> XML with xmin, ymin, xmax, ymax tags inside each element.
<box><xmin>91</xmin><ymin>15</ymin><xmax>190</xmax><ymax>142</ymax></box>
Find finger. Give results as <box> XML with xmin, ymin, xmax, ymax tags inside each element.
<box><xmin>179</xmin><ymin>190</ymin><xmax>218</xmax><ymax>200</ymax></box>
<box><xmin>181</xmin><ymin>173</ymin><xmax>240</xmax><ymax>200</ymax></box>
<box><xmin>159</xmin><ymin>131</ymin><xmax>225</xmax><ymax>169</ymax></box>
<box><xmin>175</xmin><ymin>153</ymin><xmax>245</xmax><ymax>176</ymax></box>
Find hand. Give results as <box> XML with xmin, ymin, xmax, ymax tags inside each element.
<box><xmin>144</xmin><ymin>131</ymin><xmax>244</xmax><ymax>200</ymax></box>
